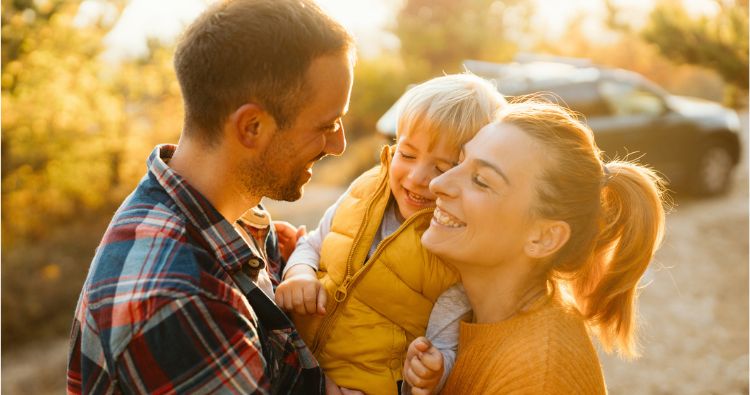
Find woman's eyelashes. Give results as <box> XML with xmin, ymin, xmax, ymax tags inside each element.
<box><xmin>472</xmin><ymin>173</ymin><xmax>490</xmax><ymax>188</ymax></box>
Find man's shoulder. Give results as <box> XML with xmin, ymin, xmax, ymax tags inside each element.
<box><xmin>77</xmin><ymin>181</ymin><xmax>243</xmax><ymax>364</ymax></box>
<box><xmin>82</xmin><ymin>177</ymin><xmax>222</xmax><ymax>323</ymax></box>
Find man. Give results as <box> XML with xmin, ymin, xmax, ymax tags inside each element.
<box><xmin>66</xmin><ymin>0</ymin><xmax>355</xmax><ymax>393</ymax></box>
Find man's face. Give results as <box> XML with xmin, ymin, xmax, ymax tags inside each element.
<box><xmin>243</xmin><ymin>52</ymin><xmax>354</xmax><ymax>201</ymax></box>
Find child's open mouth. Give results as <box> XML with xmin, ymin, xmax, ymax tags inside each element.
<box><xmin>405</xmin><ymin>189</ymin><xmax>433</xmax><ymax>205</ymax></box>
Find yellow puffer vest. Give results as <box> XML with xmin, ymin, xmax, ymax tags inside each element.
<box><xmin>293</xmin><ymin>146</ymin><xmax>460</xmax><ymax>394</ymax></box>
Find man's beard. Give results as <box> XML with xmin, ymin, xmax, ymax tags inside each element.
<box><xmin>238</xmin><ymin>141</ymin><xmax>305</xmax><ymax>202</ymax></box>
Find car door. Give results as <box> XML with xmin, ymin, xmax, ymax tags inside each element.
<box><xmin>588</xmin><ymin>78</ymin><xmax>686</xmax><ymax>183</ymax></box>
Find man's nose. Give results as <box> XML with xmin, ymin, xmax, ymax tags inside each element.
<box><xmin>324</xmin><ymin>124</ymin><xmax>346</xmax><ymax>156</ymax></box>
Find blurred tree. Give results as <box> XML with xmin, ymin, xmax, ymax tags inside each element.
<box><xmin>1</xmin><ymin>0</ymin><xmax>181</xmax><ymax>243</ymax></box>
<box><xmin>534</xmin><ymin>2</ymin><xmax>729</xmax><ymax>103</ymax></box>
<box><xmin>1</xmin><ymin>0</ymin><xmax>183</xmax><ymax>348</ymax></box>
<box><xmin>2</xmin><ymin>0</ymin><xmax>123</xmax><ymax>242</ymax></box>
<box><xmin>393</xmin><ymin>0</ymin><xmax>533</xmax><ymax>81</ymax></box>
<box><xmin>642</xmin><ymin>0</ymin><xmax>748</xmax><ymax>103</ymax></box>
<box><xmin>347</xmin><ymin>53</ymin><xmax>409</xmax><ymax>139</ymax></box>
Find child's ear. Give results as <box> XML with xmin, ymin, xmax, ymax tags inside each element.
<box><xmin>228</xmin><ymin>103</ymin><xmax>276</xmax><ymax>149</ymax></box>
<box><xmin>524</xmin><ymin>219</ymin><xmax>571</xmax><ymax>259</ymax></box>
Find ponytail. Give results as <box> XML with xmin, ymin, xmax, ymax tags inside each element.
<box><xmin>496</xmin><ymin>99</ymin><xmax>669</xmax><ymax>359</ymax></box>
<box><xmin>572</xmin><ymin>161</ymin><xmax>667</xmax><ymax>358</ymax></box>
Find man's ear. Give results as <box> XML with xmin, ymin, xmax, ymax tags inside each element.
<box><xmin>229</xmin><ymin>103</ymin><xmax>275</xmax><ymax>149</ymax></box>
<box><xmin>524</xmin><ymin>219</ymin><xmax>571</xmax><ymax>259</ymax></box>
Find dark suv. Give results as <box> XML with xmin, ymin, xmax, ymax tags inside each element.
<box><xmin>377</xmin><ymin>59</ymin><xmax>742</xmax><ymax>196</ymax></box>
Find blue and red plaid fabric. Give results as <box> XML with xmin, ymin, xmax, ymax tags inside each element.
<box><xmin>67</xmin><ymin>145</ymin><xmax>323</xmax><ymax>394</ymax></box>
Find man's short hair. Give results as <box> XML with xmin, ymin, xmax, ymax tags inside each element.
<box><xmin>174</xmin><ymin>0</ymin><xmax>354</xmax><ymax>143</ymax></box>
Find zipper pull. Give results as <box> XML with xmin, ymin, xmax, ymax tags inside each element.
<box><xmin>334</xmin><ymin>277</ymin><xmax>352</xmax><ymax>302</ymax></box>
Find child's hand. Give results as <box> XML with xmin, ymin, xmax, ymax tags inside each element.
<box><xmin>403</xmin><ymin>337</ymin><xmax>444</xmax><ymax>395</ymax></box>
<box><xmin>275</xmin><ymin>265</ymin><xmax>326</xmax><ymax>315</ymax></box>
<box><xmin>273</xmin><ymin>221</ymin><xmax>306</xmax><ymax>262</ymax></box>
<box><xmin>325</xmin><ymin>375</ymin><xmax>365</xmax><ymax>395</ymax></box>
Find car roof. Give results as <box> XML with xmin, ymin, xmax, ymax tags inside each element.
<box><xmin>376</xmin><ymin>59</ymin><xmax>661</xmax><ymax>136</ymax></box>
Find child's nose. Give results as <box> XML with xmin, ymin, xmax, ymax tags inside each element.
<box><xmin>408</xmin><ymin>164</ymin><xmax>433</xmax><ymax>186</ymax></box>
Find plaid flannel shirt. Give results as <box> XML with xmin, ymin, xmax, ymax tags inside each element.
<box><xmin>67</xmin><ymin>145</ymin><xmax>323</xmax><ymax>394</ymax></box>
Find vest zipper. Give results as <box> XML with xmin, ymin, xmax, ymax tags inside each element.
<box><xmin>310</xmin><ymin>206</ymin><xmax>435</xmax><ymax>354</ymax></box>
<box><xmin>310</xmin><ymin>173</ymin><xmax>388</xmax><ymax>353</ymax></box>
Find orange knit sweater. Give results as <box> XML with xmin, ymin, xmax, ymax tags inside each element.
<box><xmin>441</xmin><ymin>295</ymin><xmax>606</xmax><ymax>394</ymax></box>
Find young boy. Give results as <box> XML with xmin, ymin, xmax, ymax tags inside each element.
<box><xmin>275</xmin><ymin>73</ymin><xmax>506</xmax><ymax>394</ymax></box>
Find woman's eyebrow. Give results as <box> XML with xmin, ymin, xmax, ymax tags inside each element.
<box><xmin>475</xmin><ymin>158</ymin><xmax>510</xmax><ymax>185</ymax></box>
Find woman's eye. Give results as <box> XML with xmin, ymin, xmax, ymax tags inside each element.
<box><xmin>472</xmin><ymin>174</ymin><xmax>489</xmax><ymax>188</ymax></box>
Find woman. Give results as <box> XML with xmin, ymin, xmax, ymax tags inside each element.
<box><xmin>403</xmin><ymin>100</ymin><xmax>667</xmax><ymax>394</ymax></box>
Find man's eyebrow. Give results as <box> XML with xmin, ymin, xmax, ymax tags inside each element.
<box><xmin>319</xmin><ymin>110</ymin><xmax>347</xmax><ymax>127</ymax></box>
<box><xmin>475</xmin><ymin>158</ymin><xmax>511</xmax><ymax>185</ymax></box>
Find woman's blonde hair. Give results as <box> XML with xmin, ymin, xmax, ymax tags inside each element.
<box><xmin>496</xmin><ymin>99</ymin><xmax>668</xmax><ymax>359</ymax></box>
<box><xmin>396</xmin><ymin>73</ymin><xmax>506</xmax><ymax>150</ymax></box>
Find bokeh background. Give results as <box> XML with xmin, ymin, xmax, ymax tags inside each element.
<box><xmin>2</xmin><ymin>0</ymin><xmax>748</xmax><ymax>393</ymax></box>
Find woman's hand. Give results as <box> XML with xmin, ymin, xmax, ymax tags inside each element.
<box><xmin>403</xmin><ymin>337</ymin><xmax>444</xmax><ymax>395</ymax></box>
<box><xmin>275</xmin><ymin>265</ymin><xmax>327</xmax><ymax>315</ymax></box>
<box><xmin>273</xmin><ymin>221</ymin><xmax>306</xmax><ymax>262</ymax></box>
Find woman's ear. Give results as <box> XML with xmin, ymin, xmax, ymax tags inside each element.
<box><xmin>524</xmin><ymin>219</ymin><xmax>571</xmax><ymax>259</ymax></box>
<box><xmin>229</xmin><ymin>103</ymin><xmax>275</xmax><ymax>149</ymax></box>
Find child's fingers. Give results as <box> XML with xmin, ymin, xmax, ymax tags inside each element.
<box><xmin>408</xmin><ymin>356</ymin><xmax>435</xmax><ymax>380</ymax></box>
<box><xmin>403</xmin><ymin>357</ymin><xmax>429</xmax><ymax>389</ymax></box>
<box><xmin>411</xmin><ymin>388</ymin><xmax>432</xmax><ymax>395</ymax></box>
<box><xmin>302</xmin><ymin>283</ymin><xmax>318</xmax><ymax>314</ymax></box>
<box><xmin>274</xmin><ymin>288</ymin><xmax>285</xmax><ymax>309</ymax></box>
<box><xmin>316</xmin><ymin>284</ymin><xmax>327</xmax><ymax>315</ymax></box>
<box><xmin>276</xmin><ymin>287</ymin><xmax>293</xmax><ymax>311</ymax></box>
<box><xmin>291</xmin><ymin>285</ymin><xmax>308</xmax><ymax>314</ymax></box>
<box><xmin>405</xmin><ymin>337</ymin><xmax>430</xmax><ymax>365</ymax></box>
<box><xmin>339</xmin><ymin>388</ymin><xmax>364</xmax><ymax>395</ymax></box>
<box><xmin>419</xmin><ymin>347</ymin><xmax>444</xmax><ymax>372</ymax></box>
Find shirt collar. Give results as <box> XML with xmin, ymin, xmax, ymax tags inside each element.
<box><xmin>147</xmin><ymin>144</ymin><xmax>255</xmax><ymax>273</ymax></box>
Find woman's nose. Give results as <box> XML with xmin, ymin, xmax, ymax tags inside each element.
<box><xmin>429</xmin><ymin>167</ymin><xmax>459</xmax><ymax>198</ymax></box>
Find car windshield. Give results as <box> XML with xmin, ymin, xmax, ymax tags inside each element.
<box><xmin>600</xmin><ymin>80</ymin><xmax>665</xmax><ymax>116</ymax></box>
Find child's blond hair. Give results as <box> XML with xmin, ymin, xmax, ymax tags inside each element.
<box><xmin>396</xmin><ymin>73</ymin><xmax>506</xmax><ymax>150</ymax></box>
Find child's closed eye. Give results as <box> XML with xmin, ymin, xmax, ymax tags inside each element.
<box><xmin>398</xmin><ymin>150</ymin><xmax>416</xmax><ymax>160</ymax></box>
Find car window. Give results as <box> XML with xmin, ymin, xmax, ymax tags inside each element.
<box><xmin>553</xmin><ymin>83</ymin><xmax>611</xmax><ymax>118</ymax></box>
<box><xmin>599</xmin><ymin>80</ymin><xmax>665</xmax><ymax>117</ymax></box>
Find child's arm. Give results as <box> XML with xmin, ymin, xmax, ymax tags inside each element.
<box><xmin>275</xmin><ymin>193</ymin><xmax>346</xmax><ymax>315</ymax></box>
<box><xmin>425</xmin><ymin>284</ymin><xmax>472</xmax><ymax>392</ymax></box>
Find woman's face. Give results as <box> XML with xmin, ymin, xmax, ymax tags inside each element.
<box><xmin>421</xmin><ymin>122</ymin><xmax>546</xmax><ymax>267</ymax></box>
